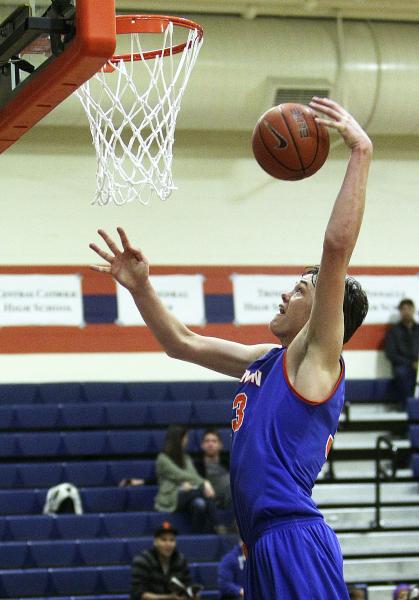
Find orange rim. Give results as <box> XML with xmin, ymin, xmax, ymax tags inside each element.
<box><xmin>110</xmin><ymin>14</ymin><xmax>203</xmax><ymax>63</ymax></box>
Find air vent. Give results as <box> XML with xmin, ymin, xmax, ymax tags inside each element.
<box><xmin>272</xmin><ymin>88</ymin><xmax>330</xmax><ymax>107</ymax></box>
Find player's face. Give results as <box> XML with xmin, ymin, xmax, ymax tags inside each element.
<box><xmin>154</xmin><ymin>533</ymin><xmax>176</xmax><ymax>559</ymax></box>
<box><xmin>269</xmin><ymin>275</ymin><xmax>315</xmax><ymax>343</ymax></box>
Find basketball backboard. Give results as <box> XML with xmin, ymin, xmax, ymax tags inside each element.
<box><xmin>0</xmin><ymin>0</ymin><xmax>116</xmax><ymax>153</ymax></box>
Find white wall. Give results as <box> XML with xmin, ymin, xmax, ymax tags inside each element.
<box><xmin>0</xmin><ymin>127</ymin><xmax>417</xmax><ymax>382</ymax></box>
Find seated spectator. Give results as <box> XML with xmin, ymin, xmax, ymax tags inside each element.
<box><xmin>130</xmin><ymin>521</ymin><xmax>201</xmax><ymax>600</ymax></box>
<box><xmin>217</xmin><ymin>540</ymin><xmax>246</xmax><ymax>600</ymax></box>
<box><xmin>347</xmin><ymin>584</ymin><xmax>368</xmax><ymax>599</ymax></box>
<box><xmin>154</xmin><ymin>425</ymin><xmax>218</xmax><ymax>534</ymax></box>
<box><xmin>385</xmin><ymin>298</ymin><xmax>419</xmax><ymax>409</ymax></box>
<box><xmin>394</xmin><ymin>584</ymin><xmax>411</xmax><ymax>600</ymax></box>
<box><xmin>194</xmin><ymin>428</ymin><xmax>232</xmax><ymax>509</ymax></box>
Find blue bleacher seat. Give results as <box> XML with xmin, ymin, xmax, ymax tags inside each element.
<box><xmin>125</xmin><ymin>538</ymin><xmax>150</xmax><ymax>559</ymax></box>
<box><xmin>408</xmin><ymin>397</ymin><xmax>419</xmax><ymax>420</ymax></box>
<box><xmin>99</xmin><ymin>565</ymin><xmax>130</xmax><ymax>594</ymax></box>
<box><xmin>79</xmin><ymin>539</ymin><xmax>126</xmax><ymax>566</ymax></box>
<box><xmin>151</xmin><ymin>430</ymin><xmax>166</xmax><ymax>453</ymax></box>
<box><xmin>15</xmin><ymin>404</ymin><xmax>60</xmax><ymax>429</ymax></box>
<box><xmin>30</xmin><ymin>540</ymin><xmax>78</xmax><ymax>568</ymax></box>
<box><xmin>102</xmin><ymin>513</ymin><xmax>150</xmax><ymax>538</ymax></box>
<box><xmin>411</xmin><ymin>453</ymin><xmax>419</xmax><ymax>477</ymax></box>
<box><xmin>0</xmin><ymin>383</ymin><xmax>38</xmax><ymax>404</ymax></box>
<box><xmin>0</xmin><ymin>464</ymin><xmax>20</xmax><ymax>488</ymax></box>
<box><xmin>124</xmin><ymin>487</ymin><xmax>156</xmax><ymax>512</ymax></box>
<box><xmin>19</xmin><ymin>462</ymin><xmax>64</xmax><ymax>488</ymax></box>
<box><xmin>169</xmin><ymin>381</ymin><xmax>211</xmax><ymax>402</ymax></box>
<box><xmin>107</xmin><ymin>430</ymin><xmax>153</xmax><ymax>454</ymax></box>
<box><xmin>39</xmin><ymin>383</ymin><xmax>82</xmax><ymax>404</ymax></box>
<box><xmin>81</xmin><ymin>488</ymin><xmax>127</xmax><ymax>513</ymax></box>
<box><xmin>210</xmin><ymin>381</ymin><xmax>237</xmax><ymax>400</ymax></box>
<box><xmin>5</xmin><ymin>515</ymin><xmax>56</xmax><ymax>541</ymax></box>
<box><xmin>148</xmin><ymin>401</ymin><xmax>193</xmax><ymax>425</ymax></box>
<box><xmin>60</xmin><ymin>404</ymin><xmax>106</xmax><ymax>428</ymax></box>
<box><xmin>126</xmin><ymin>381</ymin><xmax>168</xmax><ymax>402</ymax></box>
<box><xmin>176</xmin><ymin>535</ymin><xmax>221</xmax><ymax>562</ymax></box>
<box><xmin>0</xmin><ymin>433</ymin><xmax>18</xmax><ymax>457</ymax></box>
<box><xmin>192</xmin><ymin>400</ymin><xmax>231</xmax><ymax>425</ymax></box>
<box><xmin>0</xmin><ymin>490</ymin><xmax>40</xmax><ymax>515</ymax></box>
<box><xmin>105</xmin><ymin>403</ymin><xmax>149</xmax><ymax>427</ymax></box>
<box><xmin>0</xmin><ymin>542</ymin><xmax>29</xmax><ymax>568</ymax></box>
<box><xmin>17</xmin><ymin>432</ymin><xmax>63</xmax><ymax>457</ymax></box>
<box><xmin>55</xmin><ymin>514</ymin><xmax>102</xmax><ymax>540</ymax></box>
<box><xmin>409</xmin><ymin>425</ymin><xmax>419</xmax><ymax>448</ymax></box>
<box><xmin>63</xmin><ymin>431</ymin><xmax>108</xmax><ymax>456</ymax></box>
<box><xmin>49</xmin><ymin>567</ymin><xmax>100</xmax><ymax>595</ymax></box>
<box><xmin>83</xmin><ymin>382</ymin><xmax>125</xmax><ymax>404</ymax></box>
<box><xmin>0</xmin><ymin>405</ymin><xmax>15</xmax><ymax>430</ymax></box>
<box><xmin>108</xmin><ymin>459</ymin><xmax>155</xmax><ymax>484</ymax></box>
<box><xmin>0</xmin><ymin>569</ymin><xmax>49</xmax><ymax>597</ymax></box>
<box><xmin>64</xmin><ymin>461</ymin><xmax>109</xmax><ymax>487</ymax></box>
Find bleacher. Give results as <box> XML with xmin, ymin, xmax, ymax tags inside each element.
<box><xmin>0</xmin><ymin>380</ymin><xmax>417</xmax><ymax>600</ymax></box>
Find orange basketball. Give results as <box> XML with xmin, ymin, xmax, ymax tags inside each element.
<box><xmin>251</xmin><ymin>103</ymin><xmax>329</xmax><ymax>180</ymax></box>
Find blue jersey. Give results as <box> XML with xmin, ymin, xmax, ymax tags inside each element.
<box><xmin>230</xmin><ymin>346</ymin><xmax>345</xmax><ymax>547</ymax></box>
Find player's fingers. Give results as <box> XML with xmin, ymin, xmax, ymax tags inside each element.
<box><xmin>117</xmin><ymin>227</ymin><xmax>132</xmax><ymax>252</ymax></box>
<box><xmin>89</xmin><ymin>243</ymin><xmax>114</xmax><ymax>263</ymax></box>
<box><xmin>89</xmin><ymin>264</ymin><xmax>112</xmax><ymax>273</ymax></box>
<box><xmin>311</xmin><ymin>96</ymin><xmax>345</xmax><ymax>113</ymax></box>
<box><xmin>314</xmin><ymin>117</ymin><xmax>346</xmax><ymax>132</ymax></box>
<box><xmin>309</xmin><ymin>101</ymin><xmax>342</xmax><ymax>122</ymax></box>
<box><xmin>97</xmin><ymin>229</ymin><xmax>121</xmax><ymax>256</ymax></box>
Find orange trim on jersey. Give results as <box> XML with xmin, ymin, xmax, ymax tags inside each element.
<box><xmin>282</xmin><ymin>350</ymin><xmax>345</xmax><ymax>406</ymax></box>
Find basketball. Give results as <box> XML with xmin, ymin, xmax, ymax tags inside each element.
<box><xmin>251</xmin><ymin>103</ymin><xmax>330</xmax><ymax>180</ymax></box>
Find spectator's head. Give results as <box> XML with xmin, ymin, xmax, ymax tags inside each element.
<box><xmin>347</xmin><ymin>584</ymin><xmax>368</xmax><ymax>600</ymax></box>
<box><xmin>201</xmin><ymin>428</ymin><xmax>223</xmax><ymax>459</ymax></box>
<box><xmin>153</xmin><ymin>521</ymin><xmax>178</xmax><ymax>560</ymax></box>
<box><xmin>163</xmin><ymin>424</ymin><xmax>188</xmax><ymax>468</ymax></box>
<box><xmin>409</xmin><ymin>584</ymin><xmax>419</xmax><ymax>599</ymax></box>
<box><xmin>398</xmin><ymin>298</ymin><xmax>416</xmax><ymax>326</ymax></box>
<box><xmin>393</xmin><ymin>584</ymin><xmax>410</xmax><ymax>600</ymax></box>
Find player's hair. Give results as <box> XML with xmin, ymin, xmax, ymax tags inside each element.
<box><xmin>201</xmin><ymin>428</ymin><xmax>222</xmax><ymax>442</ymax></box>
<box><xmin>163</xmin><ymin>425</ymin><xmax>188</xmax><ymax>469</ymax></box>
<box><xmin>303</xmin><ymin>266</ymin><xmax>369</xmax><ymax>344</ymax></box>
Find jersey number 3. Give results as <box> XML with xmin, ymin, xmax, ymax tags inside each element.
<box><xmin>232</xmin><ymin>393</ymin><xmax>247</xmax><ymax>432</ymax></box>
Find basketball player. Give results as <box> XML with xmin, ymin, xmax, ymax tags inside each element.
<box><xmin>90</xmin><ymin>97</ymin><xmax>372</xmax><ymax>599</ymax></box>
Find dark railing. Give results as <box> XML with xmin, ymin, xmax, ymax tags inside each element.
<box><xmin>372</xmin><ymin>434</ymin><xmax>398</xmax><ymax>530</ymax></box>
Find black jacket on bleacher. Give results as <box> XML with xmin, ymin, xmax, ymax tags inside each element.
<box><xmin>130</xmin><ymin>546</ymin><xmax>191</xmax><ymax>599</ymax></box>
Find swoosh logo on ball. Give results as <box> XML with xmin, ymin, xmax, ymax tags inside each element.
<box><xmin>264</xmin><ymin>121</ymin><xmax>288</xmax><ymax>149</ymax></box>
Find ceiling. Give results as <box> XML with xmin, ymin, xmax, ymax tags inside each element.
<box><xmin>0</xmin><ymin>0</ymin><xmax>419</xmax><ymax>23</ymax></box>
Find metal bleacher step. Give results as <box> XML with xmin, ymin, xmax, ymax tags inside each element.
<box><xmin>313</xmin><ymin>481</ymin><xmax>419</xmax><ymax>506</ymax></box>
<box><xmin>332</xmin><ymin>431</ymin><xmax>410</xmax><ymax>450</ymax></box>
<box><xmin>341</xmin><ymin>403</ymin><xmax>408</xmax><ymax>423</ymax></box>
<box><xmin>338</xmin><ymin>531</ymin><xmax>419</xmax><ymax>556</ymax></box>
<box><xmin>344</xmin><ymin>556</ymin><xmax>419</xmax><ymax>583</ymax></box>
<box><xmin>318</xmin><ymin>460</ymin><xmax>414</xmax><ymax>481</ymax></box>
<box><xmin>324</xmin><ymin>506</ymin><xmax>419</xmax><ymax>531</ymax></box>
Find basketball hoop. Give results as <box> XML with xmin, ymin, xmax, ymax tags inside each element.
<box><xmin>76</xmin><ymin>15</ymin><xmax>203</xmax><ymax>206</ymax></box>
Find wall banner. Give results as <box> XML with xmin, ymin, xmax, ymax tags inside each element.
<box><xmin>232</xmin><ymin>274</ymin><xmax>300</xmax><ymax>325</ymax></box>
<box><xmin>116</xmin><ymin>275</ymin><xmax>206</xmax><ymax>326</ymax></box>
<box><xmin>0</xmin><ymin>274</ymin><xmax>83</xmax><ymax>326</ymax></box>
<box><xmin>356</xmin><ymin>275</ymin><xmax>419</xmax><ymax>324</ymax></box>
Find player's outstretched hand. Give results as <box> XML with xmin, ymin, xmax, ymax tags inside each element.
<box><xmin>89</xmin><ymin>227</ymin><xmax>149</xmax><ymax>293</ymax></box>
<box><xmin>309</xmin><ymin>97</ymin><xmax>373</xmax><ymax>153</ymax></box>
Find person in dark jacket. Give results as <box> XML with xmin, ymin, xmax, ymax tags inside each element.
<box><xmin>217</xmin><ymin>542</ymin><xmax>246</xmax><ymax>600</ymax></box>
<box><xmin>130</xmin><ymin>521</ymin><xmax>201</xmax><ymax>600</ymax></box>
<box><xmin>194</xmin><ymin>429</ymin><xmax>232</xmax><ymax>509</ymax></box>
<box><xmin>385</xmin><ymin>298</ymin><xmax>419</xmax><ymax>408</ymax></box>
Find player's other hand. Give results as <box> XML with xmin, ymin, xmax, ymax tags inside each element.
<box><xmin>89</xmin><ymin>227</ymin><xmax>149</xmax><ymax>293</ymax></box>
<box><xmin>202</xmin><ymin>480</ymin><xmax>216</xmax><ymax>498</ymax></box>
<box><xmin>309</xmin><ymin>97</ymin><xmax>373</xmax><ymax>154</ymax></box>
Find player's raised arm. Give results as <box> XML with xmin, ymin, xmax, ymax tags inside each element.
<box><xmin>89</xmin><ymin>227</ymin><xmax>276</xmax><ymax>378</ymax></box>
<box><xmin>286</xmin><ymin>98</ymin><xmax>372</xmax><ymax>399</ymax></box>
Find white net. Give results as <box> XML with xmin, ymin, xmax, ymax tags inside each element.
<box><xmin>76</xmin><ymin>19</ymin><xmax>203</xmax><ymax>205</ymax></box>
